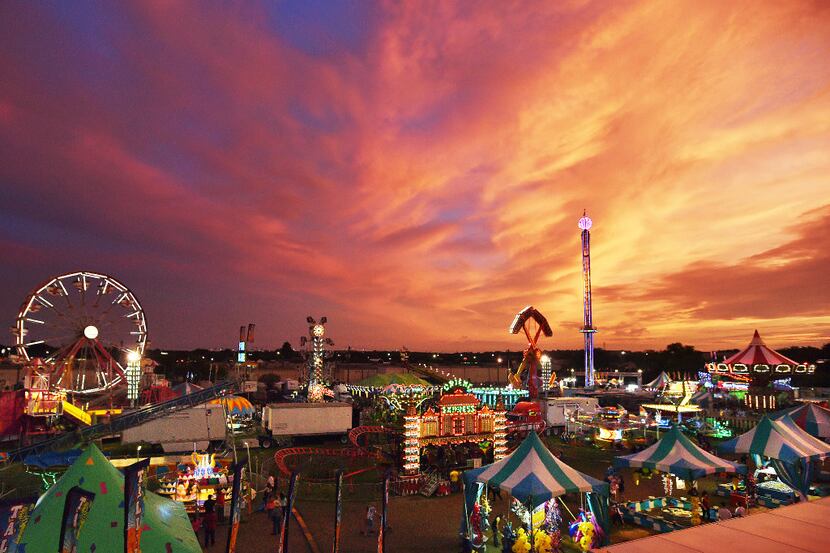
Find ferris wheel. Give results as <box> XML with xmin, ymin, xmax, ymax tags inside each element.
<box><xmin>13</xmin><ymin>271</ymin><xmax>148</xmax><ymax>395</ymax></box>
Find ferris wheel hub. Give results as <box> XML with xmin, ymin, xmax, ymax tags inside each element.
<box><xmin>83</xmin><ymin>325</ymin><xmax>99</xmax><ymax>340</ymax></box>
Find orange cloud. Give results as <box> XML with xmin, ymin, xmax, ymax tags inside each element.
<box><xmin>0</xmin><ymin>1</ymin><xmax>828</xmax><ymax>350</ymax></box>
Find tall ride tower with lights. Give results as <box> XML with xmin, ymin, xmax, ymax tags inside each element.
<box><xmin>579</xmin><ymin>211</ymin><xmax>597</xmax><ymax>387</ymax></box>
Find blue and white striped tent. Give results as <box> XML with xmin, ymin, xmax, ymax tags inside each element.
<box><xmin>463</xmin><ymin>432</ymin><xmax>608</xmax><ymax>507</ymax></box>
<box><xmin>718</xmin><ymin>415</ymin><xmax>830</xmax><ymax>499</ymax></box>
<box><xmin>718</xmin><ymin>415</ymin><xmax>830</xmax><ymax>464</ymax></box>
<box><xmin>614</xmin><ymin>424</ymin><xmax>745</xmax><ymax>481</ymax></box>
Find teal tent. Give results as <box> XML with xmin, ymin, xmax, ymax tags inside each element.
<box><xmin>614</xmin><ymin>424</ymin><xmax>745</xmax><ymax>480</ymax></box>
<box><xmin>718</xmin><ymin>416</ymin><xmax>830</xmax><ymax>499</ymax></box>
<box><xmin>462</xmin><ymin>433</ymin><xmax>610</xmax><ymax>544</ymax></box>
<box><xmin>771</xmin><ymin>403</ymin><xmax>830</xmax><ymax>439</ymax></box>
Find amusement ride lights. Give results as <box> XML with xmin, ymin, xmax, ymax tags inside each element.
<box><xmin>403</xmin><ymin>403</ymin><xmax>421</xmax><ymax>474</ymax></box>
<box><xmin>579</xmin><ymin>212</ymin><xmax>597</xmax><ymax>388</ymax></box>
<box><xmin>301</xmin><ymin>316</ymin><xmax>333</xmax><ymax>402</ymax></box>
<box><xmin>14</xmin><ymin>271</ymin><xmax>148</xmax><ymax>396</ymax></box>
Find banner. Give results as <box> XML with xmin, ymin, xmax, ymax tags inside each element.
<box><xmin>58</xmin><ymin>487</ymin><xmax>95</xmax><ymax>553</ymax></box>
<box><xmin>278</xmin><ymin>471</ymin><xmax>299</xmax><ymax>553</ymax></box>
<box><xmin>0</xmin><ymin>497</ymin><xmax>36</xmax><ymax>553</ymax></box>
<box><xmin>225</xmin><ymin>462</ymin><xmax>244</xmax><ymax>553</ymax></box>
<box><xmin>332</xmin><ymin>470</ymin><xmax>343</xmax><ymax>553</ymax></box>
<box><xmin>124</xmin><ymin>458</ymin><xmax>150</xmax><ymax>553</ymax></box>
<box><xmin>377</xmin><ymin>475</ymin><xmax>389</xmax><ymax>553</ymax></box>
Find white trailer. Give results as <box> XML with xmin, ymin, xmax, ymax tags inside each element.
<box><xmin>543</xmin><ymin>397</ymin><xmax>599</xmax><ymax>427</ymax></box>
<box><xmin>259</xmin><ymin>402</ymin><xmax>352</xmax><ymax>448</ymax></box>
<box><xmin>121</xmin><ymin>405</ymin><xmax>227</xmax><ymax>452</ymax></box>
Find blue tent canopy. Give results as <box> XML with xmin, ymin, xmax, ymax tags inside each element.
<box><xmin>23</xmin><ymin>448</ymin><xmax>83</xmax><ymax>469</ymax></box>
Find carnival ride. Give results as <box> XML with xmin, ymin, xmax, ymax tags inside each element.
<box><xmin>13</xmin><ymin>271</ymin><xmax>147</xmax><ymax>396</ymax></box>
<box><xmin>300</xmin><ymin>316</ymin><xmax>334</xmax><ymax>402</ymax></box>
<box><xmin>508</xmin><ymin>306</ymin><xmax>553</xmax><ymax>399</ymax></box>
<box><xmin>579</xmin><ymin>211</ymin><xmax>598</xmax><ymax>388</ymax></box>
<box><xmin>707</xmin><ymin>330</ymin><xmax>815</xmax><ymax>385</ymax></box>
<box><xmin>8</xmin><ymin>379</ymin><xmax>240</xmax><ymax>462</ymax></box>
<box><xmin>704</xmin><ymin>330</ymin><xmax>816</xmax><ymax>411</ymax></box>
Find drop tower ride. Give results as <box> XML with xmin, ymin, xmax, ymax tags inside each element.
<box><xmin>579</xmin><ymin>211</ymin><xmax>597</xmax><ymax>387</ymax></box>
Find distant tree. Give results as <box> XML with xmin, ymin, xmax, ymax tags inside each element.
<box><xmin>258</xmin><ymin>373</ymin><xmax>281</xmax><ymax>389</ymax></box>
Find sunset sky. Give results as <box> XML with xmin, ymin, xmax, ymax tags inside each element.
<box><xmin>1</xmin><ymin>1</ymin><xmax>828</xmax><ymax>352</ymax></box>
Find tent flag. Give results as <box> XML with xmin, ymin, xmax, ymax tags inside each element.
<box><xmin>124</xmin><ymin>458</ymin><xmax>150</xmax><ymax>553</ymax></box>
<box><xmin>0</xmin><ymin>497</ymin><xmax>36</xmax><ymax>552</ymax></box>
<box><xmin>278</xmin><ymin>471</ymin><xmax>299</xmax><ymax>553</ymax></box>
<box><xmin>59</xmin><ymin>487</ymin><xmax>96</xmax><ymax>553</ymax></box>
<box><xmin>614</xmin><ymin>425</ymin><xmax>745</xmax><ymax>481</ymax></box>
<box><xmin>333</xmin><ymin>470</ymin><xmax>343</xmax><ymax>553</ymax></box>
<box><xmin>225</xmin><ymin>461</ymin><xmax>244</xmax><ymax>553</ymax></box>
<box><xmin>463</xmin><ymin>433</ymin><xmax>607</xmax><ymax>511</ymax></box>
<box><xmin>378</xmin><ymin>474</ymin><xmax>389</xmax><ymax>553</ymax></box>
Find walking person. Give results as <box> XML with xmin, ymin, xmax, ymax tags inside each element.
<box><xmin>265</xmin><ymin>492</ymin><xmax>277</xmax><ymax>533</ymax></box>
<box><xmin>701</xmin><ymin>491</ymin><xmax>711</xmax><ymax>522</ymax></box>
<box><xmin>261</xmin><ymin>475</ymin><xmax>275</xmax><ymax>511</ymax></box>
<box><xmin>202</xmin><ymin>495</ymin><xmax>217</xmax><ymax>547</ymax></box>
<box><xmin>364</xmin><ymin>504</ymin><xmax>377</xmax><ymax>535</ymax></box>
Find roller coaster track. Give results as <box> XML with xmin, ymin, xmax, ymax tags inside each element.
<box><xmin>273</xmin><ymin>446</ymin><xmax>382</xmax><ymax>481</ymax></box>
<box><xmin>347</xmin><ymin>425</ymin><xmax>399</xmax><ymax>450</ymax></box>
<box><xmin>274</xmin><ymin>426</ymin><xmax>401</xmax><ymax>482</ymax></box>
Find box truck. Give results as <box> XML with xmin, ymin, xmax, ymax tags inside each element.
<box><xmin>121</xmin><ymin>405</ymin><xmax>227</xmax><ymax>453</ymax></box>
<box><xmin>259</xmin><ymin>402</ymin><xmax>352</xmax><ymax>448</ymax></box>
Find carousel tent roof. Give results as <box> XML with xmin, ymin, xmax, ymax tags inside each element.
<box><xmin>464</xmin><ymin>432</ymin><xmax>607</xmax><ymax>508</ymax></box>
<box><xmin>18</xmin><ymin>444</ymin><xmax>201</xmax><ymax>553</ymax></box>
<box><xmin>356</xmin><ymin>372</ymin><xmax>431</xmax><ymax>387</ymax></box>
<box><xmin>771</xmin><ymin>403</ymin><xmax>830</xmax><ymax>439</ymax></box>
<box><xmin>722</xmin><ymin>330</ymin><xmax>800</xmax><ymax>367</ymax></box>
<box><xmin>208</xmin><ymin>395</ymin><xmax>255</xmax><ymax>416</ymax></box>
<box><xmin>614</xmin><ymin>425</ymin><xmax>745</xmax><ymax>480</ymax></box>
<box><xmin>718</xmin><ymin>415</ymin><xmax>830</xmax><ymax>464</ymax></box>
<box><xmin>644</xmin><ymin>371</ymin><xmax>672</xmax><ymax>389</ymax></box>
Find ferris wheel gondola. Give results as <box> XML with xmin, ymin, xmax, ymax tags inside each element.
<box><xmin>13</xmin><ymin>271</ymin><xmax>148</xmax><ymax>396</ymax></box>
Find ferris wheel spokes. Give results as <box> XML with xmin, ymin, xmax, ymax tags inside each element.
<box><xmin>15</xmin><ymin>271</ymin><xmax>146</xmax><ymax>395</ymax></box>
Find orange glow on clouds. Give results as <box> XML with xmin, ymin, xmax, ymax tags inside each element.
<box><xmin>0</xmin><ymin>1</ymin><xmax>828</xmax><ymax>350</ymax></box>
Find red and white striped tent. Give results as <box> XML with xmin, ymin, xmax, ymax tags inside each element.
<box><xmin>723</xmin><ymin>330</ymin><xmax>799</xmax><ymax>368</ymax></box>
<box><xmin>709</xmin><ymin>330</ymin><xmax>812</xmax><ymax>377</ymax></box>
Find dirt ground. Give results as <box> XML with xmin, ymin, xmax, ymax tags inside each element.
<box><xmin>196</xmin><ymin>439</ymin><xmax>706</xmax><ymax>552</ymax></box>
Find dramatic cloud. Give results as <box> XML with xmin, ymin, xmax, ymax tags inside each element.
<box><xmin>1</xmin><ymin>0</ymin><xmax>828</xmax><ymax>351</ymax></box>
